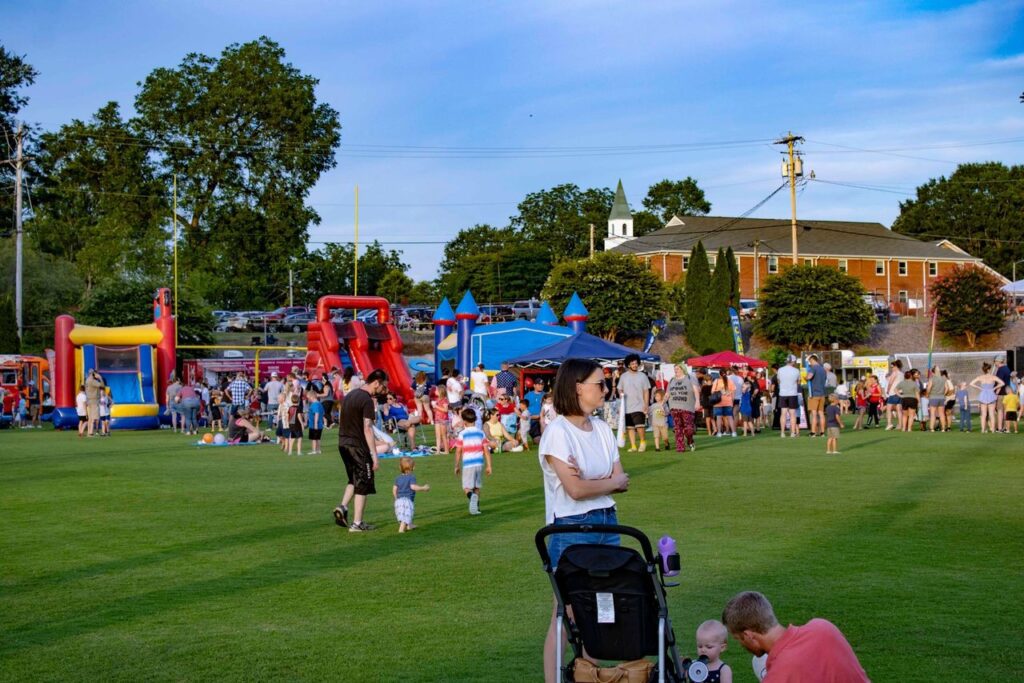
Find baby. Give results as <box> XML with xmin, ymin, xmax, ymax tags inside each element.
<box><xmin>692</xmin><ymin>619</ymin><xmax>732</xmax><ymax>683</ymax></box>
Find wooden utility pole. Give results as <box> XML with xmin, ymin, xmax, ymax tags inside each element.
<box><xmin>774</xmin><ymin>132</ymin><xmax>804</xmax><ymax>264</ymax></box>
<box><xmin>589</xmin><ymin>223</ymin><xmax>595</xmax><ymax>259</ymax></box>
<box><xmin>9</xmin><ymin>125</ymin><xmax>25</xmax><ymax>344</ymax></box>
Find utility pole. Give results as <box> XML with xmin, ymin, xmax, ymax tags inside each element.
<box><xmin>748</xmin><ymin>239</ymin><xmax>762</xmax><ymax>295</ymax></box>
<box><xmin>589</xmin><ymin>223</ymin><xmax>595</xmax><ymax>259</ymax></box>
<box><xmin>288</xmin><ymin>268</ymin><xmax>294</xmax><ymax>307</ymax></box>
<box><xmin>11</xmin><ymin>124</ymin><xmax>25</xmax><ymax>345</ymax></box>
<box><xmin>774</xmin><ymin>132</ymin><xmax>804</xmax><ymax>265</ymax></box>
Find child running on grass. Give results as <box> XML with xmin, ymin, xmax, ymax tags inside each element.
<box><xmin>693</xmin><ymin>620</ymin><xmax>733</xmax><ymax>683</ymax></box>
<box><xmin>826</xmin><ymin>393</ymin><xmax>843</xmax><ymax>455</ymax></box>
<box><xmin>649</xmin><ymin>389</ymin><xmax>669</xmax><ymax>450</ymax></box>
<box><xmin>393</xmin><ymin>456</ymin><xmax>430</xmax><ymax>533</ymax></box>
<box><xmin>453</xmin><ymin>407</ymin><xmax>492</xmax><ymax>515</ymax></box>
<box><xmin>306</xmin><ymin>387</ymin><xmax>325</xmax><ymax>454</ymax></box>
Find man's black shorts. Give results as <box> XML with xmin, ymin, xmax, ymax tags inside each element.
<box><xmin>779</xmin><ymin>395</ymin><xmax>799</xmax><ymax>410</ymax></box>
<box><xmin>339</xmin><ymin>442</ymin><xmax>375</xmax><ymax>495</ymax></box>
<box><xmin>625</xmin><ymin>411</ymin><xmax>646</xmax><ymax>428</ymax></box>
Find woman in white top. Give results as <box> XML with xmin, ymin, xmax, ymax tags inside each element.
<box><xmin>539</xmin><ymin>358</ymin><xmax>630</xmax><ymax>683</ymax></box>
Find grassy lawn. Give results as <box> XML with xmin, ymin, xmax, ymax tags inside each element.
<box><xmin>1</xmin><ymin>425</ymin><xmax>1022</xmax><ymax>681</ymax></box>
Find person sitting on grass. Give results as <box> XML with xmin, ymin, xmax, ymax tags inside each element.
<box><xmin>393</xmin><ymin>456</ymin><xmax>430</xmax><ymax>533</ymax></box>
<box><xmin>382</xmin><ymin>393</ymin><xmax>422</xmax><ymax>446</ymax></box>
<box><xmin>484</xmin><ymin>409</ymin><xmax>524</xmax><ymax>452</ymax></box>
<box><xmin>227</xmin><ymin>407</ymin><xmax>265</xmax><ymax>443</ymax></box>
<box><xmin>453</xmin><ymin>407</ymin><xmax>492</xmax><ymax>516</ymax></box>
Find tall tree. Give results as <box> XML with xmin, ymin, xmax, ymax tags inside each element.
<box><xmin>30</xmin><ymin>102</ymin><xmax>169</xmax><ymax>289</ymax></box>
<box><xmin>929</xmin><ymin>264</ymin><xmax>1006</xmax><ymax>348</ymax></box>
<box><xmin>78</xmin><ymin>277</ymin><xmax>215</xmax><ymax>349</ymax></box>
<box><xmin>683</xmin><ymin>242</ymin><xmax>711</xmax><ymax>353</ymax></box>
<box><xmin>296</xmin><ymin>241</ymin><xmax>407</xmax><ymax>304</ymax></box>
<box><xmin>512</xmin><ymin>184</ymin><xmax>613</xmax><ymax>260</ymax></box>
<box><xmin>725</xmin><ymin>246</ymin><xmax>741</xmax><ymax>308</ymax></box>
<box><xmin>376</xmin><ymin>269</ymin><xmax>414</xmax><ymax>304</ymax></box>
<box><xmin>632</xmin><ymin>210</ymin><xmax>665</xmax><ymax>238</ymax></box>
<box><xmin>133</xmin><ymin>37</ymin><xmax>341</xmax><ymax>304</ymax></box>
<box><xmin>438</xmin><ymin>224</ymin><xmax>511</xmax><ymax>275</ymax></box>
<box><xmin>706</xmin><ymin>248</ymin><xmax>735</xmax><ymax>352</ymax></box>
<box><xmin>542</xmin><ymin>252</ymin><xmax>666</xmax><ymax>341</ymax></box>
<box><xmin>0</xmin><ymin>44</ymin><xmax>38</xmax><ymax>237</ymax></box>
<box><xmin>892</xmin><ymin>162</ymin><xmax>1024</xmax><ymax>278</ymax></box>
<box><xmin>642</xmin><ymin>178</ymin><xmax>711</xmax><ymax>221</ymax></box>
<box><xmin>756</xmin><ymin>265</ymin><xmax>875</xmax><ymax>349</ymax></box>
<box><xmin>0</xmin><ymin>239</ymin><xmax>83</xmax><ymax>354</ymax></box>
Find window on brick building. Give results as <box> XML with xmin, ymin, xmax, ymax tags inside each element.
<box><xmin>928</xmin><ymin>261</ymin><xmax>937</xmax><ymax>277</ymax></box>
<box><xmin>838</xmin><ymin>259</ymin><xmax>848</xmax><ymax>273</ymax></box>
<box><xmin>682</xmin><ymin>256</ymin><xmax>689</xmax><ymax>271</ymax></box>
<box><xmin>768</xmin><ymin>255</ymin><xmax>778</xmax><ymax>274</ymax></box>
<box><xmin>898</xmin><ymin>290</ymin><xmax>908</xmax><ymax>304</ymax></box>
<box><xmin>804</xmin><ymin>258</ymin><xmax>814</xmax><ymax>266</ymax></box>
<box><xmin>875</xmin><ymin>260</ymin><xmax>885</xmax><ymax>275</ymax></box>
<box><xmin>898</xmin><ymin>261</ymin><xmax>908</xmax><ymax>276</ymax></box>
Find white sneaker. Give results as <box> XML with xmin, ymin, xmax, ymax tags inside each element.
<box><xmin>469</xmin><ymin>493</ymin><xmax>480</xmax><ymax>515</ymax></box>
<box><xmin>780</xmin><ymin>433</ymin><xmax>786</xmax><ymax>438</ymax></box>
<box><xmin>511</xmin><ymin>445</ymin><xmax>524</xmax><ymax>452</ymax></box>
<box><xmin>731</xmin><ymin>432</ymin><xmax>737</xmax><ymax>437</ymax></box>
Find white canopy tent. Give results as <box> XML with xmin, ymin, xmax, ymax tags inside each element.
<box><xmin>1001</xmin><ymin>279</ymin><xmax>1024</xmax><ymax>295</ymax></box>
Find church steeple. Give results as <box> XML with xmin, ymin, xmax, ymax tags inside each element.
<box><xmin>604</xmin><ymin>179</ymin><xmax>635</xmax><ymax>251</ymax></box>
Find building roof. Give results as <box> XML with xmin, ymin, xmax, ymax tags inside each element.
<box><xmin>607</xmin><ymin>215</ymin><xmax>985</xmax><ymax>262</ymax></box>
<box><xmin>609</xmin><ymin>179</ymin><xmax>632</xmax><ymax>221</ymax></box>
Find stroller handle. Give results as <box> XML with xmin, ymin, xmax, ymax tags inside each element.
<box><xmin>535</xmin><ymin>523</ymin><xmax>656</xmax><ymax>569</ymax></box>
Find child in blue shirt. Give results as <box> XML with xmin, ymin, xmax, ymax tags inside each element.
<box><xmin>955</xmin><ymin>382</ymin><xmax>971</xmax><ymax>432</ymax></box>
<box><xmin>393</xmin><ymin>456</ymin><xmax>430</xmax><ymax>533</ymax></box>
<box><xmin>305</xmin><ymin>387</ymin><xmax>325</xmax><ymax>454</ymax></box>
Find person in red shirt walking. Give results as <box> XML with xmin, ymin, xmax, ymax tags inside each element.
<box><xmin>722</xmin><ymin>591</ymin><xmax>869</xmax><ymax>682</ymax></box>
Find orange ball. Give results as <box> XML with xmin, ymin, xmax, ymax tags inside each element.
<box><xmin>202</xmin><ymin>433</ymin><xmax>214</xmax><ymax>444</ymax></box>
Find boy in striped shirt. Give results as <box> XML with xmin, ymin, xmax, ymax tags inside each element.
<box><xmin>453</xmin><ymin>407</ymin><xmax>493</xmax><ymax>515</ymax></box>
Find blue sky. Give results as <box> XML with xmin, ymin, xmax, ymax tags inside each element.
<box><xmin>8</xmin><ymin>0</ymin><xmax>1024</xmax><ymax>282</ymax></box>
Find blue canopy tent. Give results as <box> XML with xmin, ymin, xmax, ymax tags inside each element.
<box><xmin>506</xmin><ymin>332</ymin><xmax>660</xmax><ymax>368</ymax></box>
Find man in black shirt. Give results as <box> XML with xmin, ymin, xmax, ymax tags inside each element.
<box><xmin>334</xmin><ymin>368</ymin><xmax>388</xmax><ymax>532</ymax></box>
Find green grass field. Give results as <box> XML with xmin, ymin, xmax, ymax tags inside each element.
<box><xmin>2</xmin><ymin>425</ymin><xmax>1022</xmax><ymax>681</ymax></box>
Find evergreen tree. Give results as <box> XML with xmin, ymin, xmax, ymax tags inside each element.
<box><xmin>725</xmin><ymin>246</ymin><xmax>741</xmax><ymax>308</ymax></box>
<box><xmin>0</xmin><ymin>295</ymin><xmax>20</xmax><ymax>353</ymax></box>
<box><xmin>683</xmin><ymin>242</ymin><xmax>710</xmax><ymax>352</ymax></box>
<box><xmin>706</xmin><ymin>248</ymin><xmax>735</xmax><ymax>352</ymax></box>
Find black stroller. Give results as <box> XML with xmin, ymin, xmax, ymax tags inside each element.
<box><xmin>536</xmin><ymin>524</ymin><xmax>685</xmax><ymax>683</ymax></box>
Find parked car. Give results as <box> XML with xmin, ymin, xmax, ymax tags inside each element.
<box><xmin>281</xmin><ymin>311</ymin><xmax>317</xmax><ymax>333</ymax></box>
<box><xmin>261</xmin><ymin>306</ymin><xmax>310</xmax><ymax>327</ymax></box>
<box><xmin>216</xmin><ymin>312</ymin><xmax>256</xmax><ymax>332</ymax></box>
<box><xmin>863</xmin><ymin>294</ymin><xmax>899</xmax><ymax>323</ymax></box>
<box><xmin>512</xmin><ymin>298</ymin><xmax>542</xmax><ymax>321</ymax></box>
<box><xmin>738</xmin><ymin>299</ymin><xmax>758</xmax><ymax>320</ymax></box>
<box><xmin>479</xmin><ymin>304</ymin><xmax>515</xmax><ymax>324</ymax></box>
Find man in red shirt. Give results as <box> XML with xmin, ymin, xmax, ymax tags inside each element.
<box><xmin>722</xmin><ymin>591</ymin><xmax>869</xmax><ymax>682</ymax></box>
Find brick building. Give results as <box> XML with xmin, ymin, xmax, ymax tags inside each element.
<box><xmin>604</xmin><ymin>182</ymin><xmax>1007</xmax><ymax>315</ymax></box>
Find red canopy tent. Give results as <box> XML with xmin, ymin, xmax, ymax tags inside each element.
<box><xmin>686</xmin><ymin>350</ymin><xmax>768</xmax><ymax>368</ymax></box>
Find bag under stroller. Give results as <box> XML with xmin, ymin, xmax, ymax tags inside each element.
<box><xmin>536</xmin><ymin>523</ymin><xmax>684</xmax><ymax>683</ymax></box>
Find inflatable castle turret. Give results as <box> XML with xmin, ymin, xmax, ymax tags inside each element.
<box><xmin>455</xmin><ymin>291</ymin><xmax>479</xmax><ymax>377</ymax></box>
<box><xmin>432</xmin><ymin>298</ymin><xmax>456</xmax><ymax>383</ymax></box>
<box><xmin>563</xmin><ymin>292</ymin><xmax>589</xmax><ymax>334</ymax></box>
<box><xmin>536</xmin><ymin>302</ymin><xmax>558</xmax><ymax>326</ymax></box>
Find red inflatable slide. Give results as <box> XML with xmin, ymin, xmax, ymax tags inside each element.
<box><xmin>304</xmin><ymin>295</ymin><xmax>414</xmax><ymax>406</ymax></box>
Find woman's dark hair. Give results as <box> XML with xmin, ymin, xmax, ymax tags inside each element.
<box><xmin>982</xmin><ymin>362</ymin><xmax>991</xmax><ymax>373</ymax></box>
<box><xmin>343</xmin><ymin>367</ymin><xmax>355</xmax><ymax>381</ymax></box>
<box><xmin>552</xmin><ymin>358</ymin><xmax>602</xmax><ymax>417</ymax></box>
<box><xmin>904</xmin><ymin>371</ymin><xmax>913</xmax><ymax>379</ymax></box>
